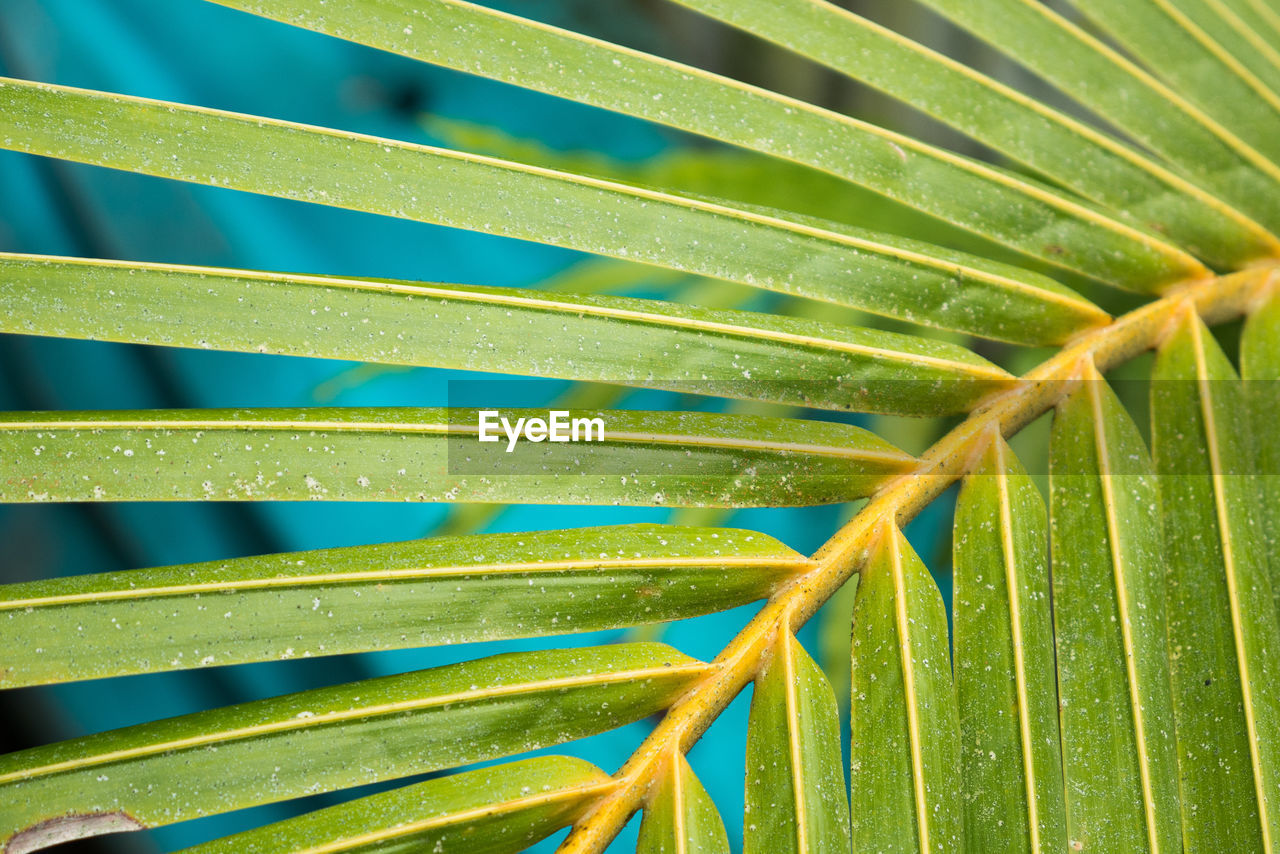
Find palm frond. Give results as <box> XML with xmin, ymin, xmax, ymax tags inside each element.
<box><xmin>3</xmin><ymin>2</ymin><xmax>1280</xmax><ymax>853</ymax></box>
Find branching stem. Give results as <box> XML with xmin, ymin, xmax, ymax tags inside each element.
<box><xmin>557</xmin><ymin>265</ymin><xmax>1277</xmax><ymax>853</ymax></box>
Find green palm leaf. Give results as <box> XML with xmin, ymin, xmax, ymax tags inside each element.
<box><xmin>637</xmin><ymin>753</ymin><xmax>731</xmax><ymax>854</ymax></box>
<box><xmin>0</xmin><ymin>525</ymin><xmax>806</xmax><ymax>686</ymax></box>
<box><xmin>0</xmin><ymin>79</ymin><xmax>1104</xmax><ymax>345</ymax></box>
<box><xmin>849</xmin><ymin>523</ymin><xmax>961</xmax><ymax>854</ymax></box>
<box><xmin>178</xmin><ymin>756</ymin><xmax>614</xmax><ymax>854</ymax></box>
<box><xmin>953</xmin><ymin>433</ymin><xmax>1066</xmax><ymax>853</ymax></box>
<box><xmin>208</xmin><ymin>0</ymin><xmax>1210</xmax><ymax>290</ymax></box>
<box><xmin>744</xmin><ymin>630</ymin><xmax>850</xmax><ymax>854</ymax></box>
<box><xmin>1152</xmin><ymin>311</ymin><xmax>1280</xmax><ymax>850</ymax></box>
<box><xmin>1072</xmin><ymin>0</ymin><xmax>1280</xmax><ymax>167</ymax></box>
<box><xmin>0</xmin><ymin>644</ymin><xmax>703</xmax><ymax>849</ymax></box>
<box><xmin>5</xmin><ymin>3</ymin><xmax>1280</xmax><ymax>854</ymax></box>
<box><xmin>1154</xmin><ymin>0</ymin><xmax>1280</xmax><ymax>102</ymax></box>
<box><xmin>0</xmin><ymin>253</ymin><xmax>1018</xmax><ymax>415</ymax></box>
<box><xmin>915</xmin><ymin>0</ymin><xmax>1280</xmax><ymax>237</ymax></box>
<box><xmin>669</xmin><ymin>0</ymin><xmax>1278</xmax><ymax>273</ymax></box>
<box><xmin>1241</xmin><ymin>285</ymin><xmax>1280</xmax><ymax>606</ymax></box>
<box><xmin>0</xmin><ymin>408</ymin><xmax>913</xmax><ymax>507</ymax></box>
<box><xmin>1049</xmin><ymin>367</ymin><xmax>1181</xmax><ymax>852</ymax></box>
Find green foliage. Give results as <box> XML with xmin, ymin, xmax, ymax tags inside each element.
<box><xmin>637</xmin><ymin>754</ymin><xmax>730</xmax><ymax>854</ymax></box>
<box><xmin>1153</xmin><ymin>314</ymin><xmax>1280</xmax><ymax>850</ymax></box>
<box><xmin>849</xmin><ymin>526</ymin><xmax>961</xmax><ymax>853</ymax></box>
<box><xmin>1050</xmin><ymin>376</ymin><xmax>1181</xmax><ymax>851</ymax></box>
<box><xmin>745</xmin><ymin>630</ymin><xmax>850</xmax><ymax>854</ymax></box>
<box><xmin>179</xmin><ymin>756</ymin><xmax>614</xmax><ymax>854</ymax></box>
<box><xmin>0</xmin><ymin>525</ymin><xmax>804</xmax><ymax>686</ymax></box>
<box><xmin>953</xmin><ymin>437</ymin><xmax>1065</xmax><ymax>853</ymax></box>
<box><xmin>0</xmin><ymin>254</ymin><xmax>1014</xmax><ymax>414</ymax></box>
<box><xmin>1</xmin><ymin>644</ymin><xmax>702</xmax><ymax>845</ymax></box>
<box><xmin>2</xmin><ymin>1</ymin><xmax>1279</xmax><ymax>853</ymax></box>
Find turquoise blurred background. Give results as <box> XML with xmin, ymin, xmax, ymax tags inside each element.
<box><xmin>0</xmin><ymin>2</ymin><xmax>954</xmax><ymax>851</ymax></box>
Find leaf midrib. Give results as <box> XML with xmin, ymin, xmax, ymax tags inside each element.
<box><xmin>0</xmin><ymin>78</ymin><xmax>1103</xmax><ymax>318</ymax></box>
<box><xmin>671</xmin><ymin>750</ymin><xmax>689</xmax><ymax>854</ymax></box>
<box><xmin>991</xmin><ymin>435</ymin><xmax>1043</xmax><ymax>852</ymax></box>
<box><xmin>1186</xmin><ymin>313</ymin><xmax>1272</xmax><ymax>850</ymax></box>
<box><xmin>0</xmin><ymin>417</ymin><xmax>914</xmax><ymax>464</ymax></box>
<box><xmin>0</xmin><ymin>555</ymin><xmax>813</xmax><ymax>610</ymax></box>
<box><xmin>885</xmin><ymin>524</ymin><xmax>931</xmax><ymax>854</ymax></box>
<box><xmin>0</xmin><ymin>663</ymin><xmax>711</xmax><ymax>787</ymax></box>
<box><xmin>216</xmin><ymin>0</ymin><xmax>1203</xmax><ymax>278</ymax></box>
<box><xmin>782</xmin><ymin>630</ymin><xmax>811</xmax><ymax>853</ymax></box>
<box><xmin>1008</xmin><ymin>0</ymin><xmax>1280</xmax><ymax>187</ymax></box>
<box><xmin>294</xmin><ymin>777</ymin><xmax>619</xmax><ymax>854</ymax></box>
<box><xmin>4</xmin><ymin>253</ymin><xmax>1013</xmax><ymax>378</ymax></box>
<box><xmin>731</xmin><ymin>0</ymin><xmax>1273</xmax><ymax>248</ymax></box>
<box><xmin>1084</xmin><ymin>365</ymin><xmax>1162</xmax><ymax>854</ymax></box>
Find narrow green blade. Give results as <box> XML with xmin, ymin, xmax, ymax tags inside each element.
<box><xmin>0</xmin><ymin>525</ymin><xmax>808</xmax><ymax>687</ymax></box>
<box><xmin>1049</xmin><ymin>368</ymin><xmax>1181</xmax><ymax>852</ymax></box>
<box><xmin>914</xmin><ymin>0</ymin><xmax>1280</xmax><ymax>238</ymax></box>
<box><xmin>953</xmin><ymin>434</ymin><xmax>1066</xmax><ymax>853</ymax></box>
<box><xmin>0</xmin><ymin>407</ymin><xmax>915</xmax><ymax>507</ymax></box>
<box><xmin>1152</xmin><ymin>312</ymin><xmax>1280</xmax><ymax>851</ymax></box>
<box><xmin>850</xmin><ymin>523</ymin><xmax>961</xmax><ymax>854</ymax></box>
<box><xmin>637</xmin><ymin>753</ymin><xmax>731</xmax><ymax>854</ymax></box>
<box><xmin>208</xmin><ymin>0</ymin><xmax>1206</xmax><ymax>291</ymax></box>
<box><xmin>0</xmin><ymin>253</ymin><xmax>1020</xmax><ymax>416</ymax></box>
<box><xmin>744</xmin><ymin>631</ymin><xmax>851</xmax><ymax>854</ymax></box>
<box><xmin>1242</xmin><ymin>285</ymin><xmax>1280</xmax><ymax>610</ymax></box>
<box><xmin>1072</xmin><ymin>0</ymin><xmax>1280</xmax><ymax>173</ymax></box>
<box><xmin>1233</xmin><ymin>0</ymin><xmax>1280</xmax><ymax>40</ymax></box>
<box><xmin>1240</xmin><ymin>0</ymin><xmax>1280</xmax><ymax>40</ymax></box>
<box><xmin>667</xmin><ymin>0</ymin><xmax>1277</xmax><ymax>276</ymax></box>
<box><xmin>0</xmin><ymin>79</ymin><xmax>1102</xmax><ymax>345</ymax></box>
<box><xmin>0</xmin><ymin>643</ymin><xmax>702</xmax><ymax>850</ymax></box>
<box><xmin>1158</xmin><ymin>0</ymin><xmax>1280</xmax><ymax>107</ymax></box>
<box><xmin>178</xmin><ymin>756</ymin><xmax>613</xmax><ymax>854</ymax></box>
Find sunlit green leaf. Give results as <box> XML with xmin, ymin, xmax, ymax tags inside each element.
<box><xmin>1227</xmin><ymin>0</ymin><xmax>1280</xmax><ymax>41</ymax></box>
<box><xmin>953</xmin><ymin>433</ymin><xmax>1066</xmax><ymax>853</ymax></box>
<box><xmin>745</xmin><ymin>630</ymin><xmax>850</xmax><ymax>854</ymax></box>
<box><xmin>668</xmin><ymin>0</ymin><xmax>1277</xmax><ymax>275</ymax></box>
<box><xmin>1242</xmin><ymin>284</ymin><xmax>1280</xmax><ymax>605</ymax></box>
<box><xmin>0</xmin><ymin>643</ymin><xmax>701</xmax><ymax>850</ymax></box>
<box><xmin>0</xmin><ymin>253</ymin><xmax>1018</xmax><ymax>415</ymax></box>
<box><xmin>0</xmin><ymin>525</ymin><xmax>807</xmax><ymax>687</ymax></box>
<box><xmin>209</xmin><ymin>0</ymin><xmax>1208</xmax><ymax>291</ymax></box>
<box><xmin>637</xmin><ymin>752</ymin><xmax>730</xmax><ymax>854</ymax></box>
<box><xmin>179</xmin><ymin>756</ymin><xmax>613</xmax><ymax>854</ymax></box>
<box><xmin>1152</xmin><ymin>311</ymin><xmax>1280</xmax><ymax>851</ymax></box>
<box><xmin>1155</xmin><ymin>0</ymin><xmax>1280</xmax><ymax>108</ymax></box>
<box><xmin>850</xmin><ymin>523</ymin><xmax>961</xmax><ymax>854</ymax></box>
<box><xmin>1071</xmin><ymin>0</ymin><xmax>1280</xmax><ymax>175</ymax></box>
<box><xmin>915</xmin><ymin>0</ymin><xmax>1280</xmax><ymax>238</ymax></box>
<box><xmin>0</xmin><ymin>78</ymin><xmax>1105</xmax><ymax>345</ymax></box>
<box><xmin>1049</xmin><ymin>369</ymin><xmax>1181</xmax><ymax>852</ymax></box>
<box><xmin>0</xmin><ymin>407</ymin><xmax>915</xmax><ymax>507</ymax></box>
